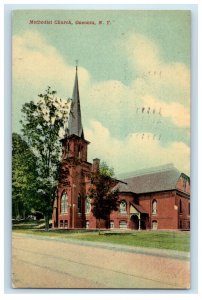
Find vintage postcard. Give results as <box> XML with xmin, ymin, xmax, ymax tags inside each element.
<box><xmin>12</xmin><ymin>9</ymin><xmax>190</xmax><ymax>289</ymax></box>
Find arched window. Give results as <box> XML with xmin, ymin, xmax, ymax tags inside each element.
<box><xmin>78</xmin><ymin>144</ymin><xmax>82</xmax><ymax>159</ymax></box>
<box><xmin>85</xmin><ymin>196</ymin><xmax>91</xmax><ymax>214</ymax></box>
<box><xmin>152</xmin><ymin>200</ymin><xmax>157</xmax><ymax>215</ymax></box>
<box><xmin>60</xmin><ymin>192</ymin><xmax>68</xmax><ymax>213</ymax></box>
<box><xmin>152</xmin><ymin>220</ymin><xmax>158</xmax><ymax>230</ymax></box>
<box><xmin>78</xmin><ymin>194</ymin><xmax>82</xmax><ymax>213</ymax></box>
<box><xmin>179</xmin><ymin>199</ymin><xmax>182</xmax><ymax>213</ymax></box>
<box><xmin>120</xmin><ymin>200</ymin><xmax>127</xmax><ymax>213</ymax></box>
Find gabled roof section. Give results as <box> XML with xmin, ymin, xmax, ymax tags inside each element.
<box><xmin>116</xmin><ymin>165</ymin><xmax>188</xmax><ymax>194</ymax></box>
<box><xmin>132</xmin><ymin>203</ymin><xmax>148</xmax><ymax>214</ymax></box>
<box><xmin>68</xmin><ymin>66</ymin><xmax>84</xmax><ymax>139</ymax></box>
<box><xmin>113</xmin><ymin>182</ymin><xmax>132</xmax><ymax>193</ymax></box>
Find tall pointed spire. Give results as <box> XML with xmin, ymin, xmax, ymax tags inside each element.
<box><xmin>67</xmin><ymin>65</ymin><xmax>84</xmax><ymax>138</ymax></box>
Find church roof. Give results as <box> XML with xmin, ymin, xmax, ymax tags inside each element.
<box><xmin>116</xmin><ymin>165</ymin><xmax>184</xmax><ymax>194</ymax></box>
<box><xmin>132</xmin><ymin>203</ymin><xmax>148</xmax><ymax>214</ymax></box>
<box><xmin>67</xmin><ymin>66</ymin><xmax>84</xmax><ymax>138</ymax></box>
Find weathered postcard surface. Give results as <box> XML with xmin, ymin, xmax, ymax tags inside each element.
<box><xmin>12</xmin><ymin>10</ymin><xmax>190</xmax><ymax>289</ymax></box>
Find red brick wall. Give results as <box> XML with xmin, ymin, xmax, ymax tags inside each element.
<box><xmin>139</xmin><ymin>191</ymin><xmax>178</xmax><ymax>229</ymax></box>
<box><xmin>175</xmin><ymin>193</ymin><xmax>190</xmax><ymax>230</ymax></box>
<box><xmin>54</xmin><ymin>184</ymin><xmax>190</xmax><ymax>230</ymax></box>
<box><xmin>110</xmin><ymin>193</ymin><xmax>135</xmax><ymax>229</ymax></box>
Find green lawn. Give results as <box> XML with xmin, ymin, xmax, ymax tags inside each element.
<box><xmin>13</xmin><ymin>229</ymin><xmax>190</xmax><ymax>252</ymax></box>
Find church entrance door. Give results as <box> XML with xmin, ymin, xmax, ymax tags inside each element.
<box><xmin>130</xmin><ymin>214</ymin><xmax>139</xmax><ymax>230</ymax></box>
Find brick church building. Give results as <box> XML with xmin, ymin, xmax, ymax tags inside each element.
<box><xmin>52</xmin><ymin>67</ymin><xmax>190</xmax><ymax>231</ymax></box>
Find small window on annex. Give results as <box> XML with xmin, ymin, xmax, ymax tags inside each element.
<box><xmin>120</xmin><ymin>200</ymin><xmax>127</xmax><ymax>214</ymax></box>
<box><xmin>119</xmin><ymin>221</ymin><xmax>127</xmax><ymax>229</ymax></box>
<box><xmin>110</xmin><ymin>221</ymin><xmax>114</xmax><ymax>229</ymax></box>
<box><xmin>85</xmin><ymin>196</ymin><xmax>91</xmax><ymax>214</ymax></box>
<box><xmin>60</xmin><ymin>220</ymin><xmax>63</xmax><ymax>228</ymax></box>
<box><xmin>152</xmin><ymin>220</ymin><xmax>158</xmax><ymax>230</ymax></box>
<box><xmin>64</xmin><ymin>220</ymin><xmax>68</xmax><ymax>228</ymax></box>
<box><xmin>60</xmin><ymin>192</ymin><xmax>68</xmax><ymax>214</ymax></box>
<box><xmin>152</xmin><ymin>200</ymin><xmax>157</xmax><ymax>215</ymax></box>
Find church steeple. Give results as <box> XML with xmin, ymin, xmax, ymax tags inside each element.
<box><xmin>67</xmin><ymin>65</ymin><xmax>84</xmax><ymax>139</ymax></box>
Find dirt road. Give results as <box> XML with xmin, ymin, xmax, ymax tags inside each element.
<box><xmin>12</xmin><ymin>232</ymin><xmax>190</xmax><ymax>289</ymax></box>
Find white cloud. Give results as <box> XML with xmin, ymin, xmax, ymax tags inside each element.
<box><xmin>85</xmin><ymin>120</ymin><xmax>190</xmax><ymax>175</ymax></box>
<box><xmin>13</xmin><ymin>30</ymin><xmax>90</xmax><ymax>96</ymax></box>
<box><xmin>126</xmin><ymin>33</ymin><xmax>190</xmax><ymax>107</ymax></box>
<box><xmin>126</xmin><ymin>33</ymin><xmax>161</xmax><ymax>72</ymax></box>
<box><xmin>142</xmin><ymin>95</ymin><xmax>190</xmax><ymax>128</ymax></box>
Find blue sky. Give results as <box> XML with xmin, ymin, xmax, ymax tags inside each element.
<box><xmin>12</xmin><ymin>10</ymin><xmax>190</xmax><ymax>175</ymax></box>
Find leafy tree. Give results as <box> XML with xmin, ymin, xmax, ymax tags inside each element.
<box><xmin>20</xmin><ymin>87</ymin><xmax>69</xmax><ymax>230</ymax></box>
<box><xmin>12</xmin><ymin>133</ymin><xmax>39</xmax><ymax>219</ymax></box>
<box><xmin>89</xmin><ymin>162</ymin><xmax>119</xmax><ymax>234</ymax></box>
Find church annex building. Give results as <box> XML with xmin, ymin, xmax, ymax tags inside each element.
<box><xmin>52</xmin><ymin>68</ymin><xmax>190</xmax><ymax>231</ymax></box>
